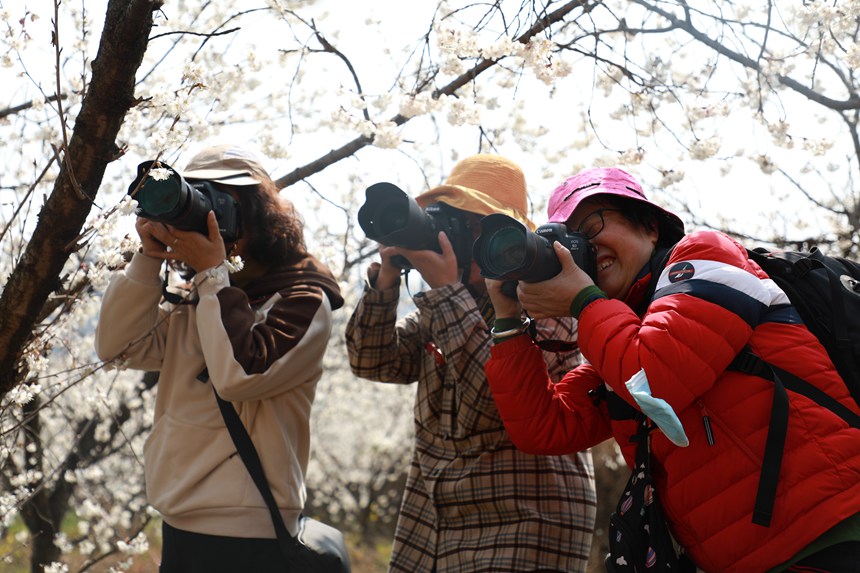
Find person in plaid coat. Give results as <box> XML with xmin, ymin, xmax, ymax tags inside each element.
<box><xmin>346</xmin><ymin>154</ymin><xmax>596</xmax><ymax>573</ymax></box>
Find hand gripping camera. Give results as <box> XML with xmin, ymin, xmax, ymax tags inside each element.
<box><xmin>472</xmin><ymin>213</ymin><xmax>598</xmax><ymax>294</ymax></box>
<box><xmin>357</xmin><ymin>182</ymin><xmax>473</xmax><ymax>269</ymax></box>
<box><xmin>127</xmin><ymin>160</ymin><xmax>242</xmax><ymax>243</ymax></box>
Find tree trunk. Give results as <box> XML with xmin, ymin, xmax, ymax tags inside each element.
<box><xmin>0</xmin><ymin>0</ymin><xmax>162</xmax><ymax>399</ymax></box>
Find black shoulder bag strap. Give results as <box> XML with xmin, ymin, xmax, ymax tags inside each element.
<box><xmin>212</xmin><ymin>387</ymin><xmax>301</xmax><ymax>565</ymax></box>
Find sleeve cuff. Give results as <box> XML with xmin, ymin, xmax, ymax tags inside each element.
<box><xmin>125</xmin><ymin>253</ymin><xmax>165</xmax><ymax>287</ymax></box>
<box><xmin>570</xmin><ymin>285</ymin><xmax>607</xmax><ymax>318</ymax></box>
<box><xmin>489</xmin><ymin>332</ymin><xmax>534</xmax><ymax>358</ymax></box>
<box><xmin>194</xmin><ymin>263</ymin><xmax>230</xmax><ymax>295</ymax></box>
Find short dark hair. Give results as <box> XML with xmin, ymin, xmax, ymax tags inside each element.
<box><xmin>606</xmin><ymin>196</ymin><xmax>676</xmax><ymax>247</ymax></box>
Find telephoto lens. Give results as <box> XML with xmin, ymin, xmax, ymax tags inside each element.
<box><xmin>136</xmin><ymin>171</ymin><xmax>202</xmax><ymax>223</ymax></box>
<box><xmin>357</xmin><ymin>182</ymin><xmax>474</xmax><ymax>269</ymax></box>
<box><xmin>477</xmin><ymin>222</ymin><xmax>532</xmax><ymax>279</ymax></box>
<box><xmin>357</xmin><ymin>182</ymin><xmax>440</xmax><ymax>251</ymax></box>
<box><xmin>473</xmin><ymin>213</ymin><xmax>597</xmax><ymax>284</ymax></box>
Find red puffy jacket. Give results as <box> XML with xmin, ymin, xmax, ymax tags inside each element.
<box><xmin>486</xmin><ymin>230</ymin><xmax>860</xmax><ymax>572</ymax></box>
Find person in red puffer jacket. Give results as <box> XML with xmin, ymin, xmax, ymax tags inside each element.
<box><xmin>483</xmin><ymin>166</ymin><xmax>860</xmax><ymax>573</ymax></box>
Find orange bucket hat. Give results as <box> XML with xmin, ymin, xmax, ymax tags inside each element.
<box><xmin>416</xmin><ymin>154</ymin><xmax>536</xmax><ymax>230</ymax></box>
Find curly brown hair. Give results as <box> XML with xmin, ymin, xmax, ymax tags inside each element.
<box><xmin>230</xmin><ymin>178</ymin><xmax>307</xmax><ymax>262</ymax></box>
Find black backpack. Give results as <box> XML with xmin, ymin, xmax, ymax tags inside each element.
<box><xmin>730</xmin><ymin>246</ymin><xmax>860</xmax><ymax>527</ymax></box>
<box><xmin>747</xmin><ymin>247</ymin><xmax>860</xmax><ymax>403</ymax></box>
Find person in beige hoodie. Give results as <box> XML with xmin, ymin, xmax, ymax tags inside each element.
<box><xmin>96</xmin><ymin>145</ymin><xmax>343</xmax><ymax>573</ymax></box>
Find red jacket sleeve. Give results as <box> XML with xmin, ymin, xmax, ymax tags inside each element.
<box><xmin>485</xmin><ymin>334</ymin><xmax>612</xmax><ymax>455</ymax></box>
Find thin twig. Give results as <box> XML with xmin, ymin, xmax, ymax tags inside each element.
<box><xmin>0</xmin><ymin>156</ymin><xmax>57</xmax><ymax>245</ymax></box>
<box><xmin>0</xmin><ymin>94</ymin><xmax>67</xmax><ymax>120</ymax></box>
<box><xmin>52</xmin><ymin>0</ymin><xmax>87</xmax><ymax>201</ymax></box>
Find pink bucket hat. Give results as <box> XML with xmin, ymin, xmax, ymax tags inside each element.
<box><xmin>547</xmin><ymin>167</ymin><xmax>684</xmax><ymax>243</ymax></box>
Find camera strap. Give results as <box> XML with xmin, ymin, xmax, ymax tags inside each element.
<box><xmin>459</xmin><ymin>259</ymin><xmax>472</xmax><ymax>290</ymax></box>
<box><xmin>522</xmin><ymin>311</ymin><xmax>580</xmax><ymax>354</ymax></box>
<box><xmin>535</xmin><ymin>335</ymin><xmax>579</xmax><ymax>354</ymax></box>
<box><xmin>159</xmin><ymin>261</ymin><xmax>196</xmax><ymax>305</ymax></box>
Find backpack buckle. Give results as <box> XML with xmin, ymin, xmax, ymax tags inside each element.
<box><xmin>841</xmin><ymin>274</ymin><xmax>860</xmax><ymax>294</ymax></box>
<box><xmin>729</xmin><ymin>348</ymin><xmax>773</xmax><ymax>380</ymax></box>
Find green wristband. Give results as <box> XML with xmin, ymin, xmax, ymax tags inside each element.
<box><xmin>492</xmin><ymin>317</ymin><xmax>524</xmax><ymax>332</ymax></box>
<box><xmin>569</xmin><ymin>285</ymin><xmax>607</xmax><ymax>319</ymax></box>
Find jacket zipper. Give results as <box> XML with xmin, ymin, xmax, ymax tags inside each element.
<box><xmin>695</xmin><ymin>399</ymin><xmax>762</xmax><ymax>465</ymax></box>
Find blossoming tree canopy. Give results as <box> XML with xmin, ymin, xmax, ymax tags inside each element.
<box><xmin>1</xmin><ymin>1</ymin><xmax>859</xmax><ymax>571</ymax></box>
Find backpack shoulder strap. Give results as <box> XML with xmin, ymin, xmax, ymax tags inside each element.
<box><xmin>730</xmin><ymin>349</ymin><xmax>860</xmax><ymax>428</ymax></box>
<box><xmin>729</xmin><ymin>348</ymin><xmax>860</xmax><ymax>527</ymax></box>
<box><xmin>727</xmin><ymin>349</ymin><xmax>789</xmax><ymax>527</ymax></box>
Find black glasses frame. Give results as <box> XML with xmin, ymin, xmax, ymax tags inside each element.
<box><xmin>574</xmin><ymin>208</ymin><xmax>622</xmax><ymax>240</ymax></box>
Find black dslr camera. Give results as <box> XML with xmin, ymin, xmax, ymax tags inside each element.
<box><xmin>472</xmin><ymin>213</ymin><xmax>597</xmax><ymax>295</ymax></box>
<box><xmin>128</xmin><ymin>160</ymin><xmax>242</xmax><ymax>243</ymax></box>
<box><xmin>357</xmin><ymin>182</ymin><xmax>473</xmax><ymax>269</ymax></box>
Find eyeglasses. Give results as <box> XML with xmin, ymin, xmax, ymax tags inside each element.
<box><xmin>574</xmin><ymin>208</ymin><xmax>622</xmax><ymax>240</ymax></box>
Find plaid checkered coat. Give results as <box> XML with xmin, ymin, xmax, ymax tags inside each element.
<box><xmin>346</xmin><ymin>276</ymin><xmax>596</xmax><ymax>573</ymax></box>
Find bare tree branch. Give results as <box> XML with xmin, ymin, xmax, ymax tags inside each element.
<box><xmin>273</xmin><ymin>0</ymin><xmax>590</xmax><ymax>190</ymax></box>
<box><xmin>0</xmin><ymin>94</ymin><xmax>68</xmax><ymax>120</ymax></box>
<box><xmin>631</xmin><ymin>0</ymin><xmax>860</xmax><ymax>111</ymax></box>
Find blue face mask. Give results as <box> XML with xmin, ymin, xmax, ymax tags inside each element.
<box><xmin>625</xmin><ymin>368</ymin><xmax>689</xmax><ymax>447</ymax></box>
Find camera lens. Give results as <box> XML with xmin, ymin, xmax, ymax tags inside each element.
<box><xmin>358</xmin><ymin>182</ymin><xmax>442</xmax><ymax>253</ymax></box>
<box><xmin>474</xmin><ymin>214</ymin><xmax>568</xmax><ymax>283</ymax></box>
<box><xmin>128</xmin><ymin>160</ymin><xmax>241</xmax><ymax>242</ymax></box>
<box><xmin>376</xmin><ymin>205</ymin><xmax>409</xmax><ymax>236</ymax></box>
<box><xmin>485</xmin><ymin>227</ymin><xmax>526</xmax><ymax>275</ymax></box>
<box><xmin>138</xmin><ymin>177</ymin><xmax>182</xmax><ymax>216</ymax></box>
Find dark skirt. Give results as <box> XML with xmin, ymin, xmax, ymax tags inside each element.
<box><xmin>159</xmin><ymin>521</ymin><xmax>285</xmax><ymax>573</ymax></box>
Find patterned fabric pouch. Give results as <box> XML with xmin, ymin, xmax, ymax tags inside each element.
<box><xmin>604</xmin><ymin>417</ymin><xmax>695</xmax><ymax>573</ymax></box>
